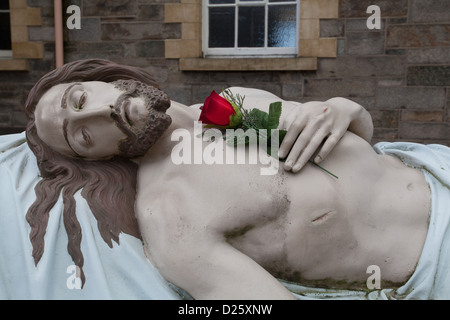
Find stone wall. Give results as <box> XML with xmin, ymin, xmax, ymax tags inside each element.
<box><xmin>0</xmin><ymin>0</ymin><xmax>448</xmax><ymax>145</ymax></box>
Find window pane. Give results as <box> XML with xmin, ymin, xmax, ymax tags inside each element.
<box><xmin>0</xmin><ymin>1</ymin><xmax>9</xmax><ymax>10</ymax></box>
<box><xmin>269</xmin><ymin>0</ymin><xmax>296</xmax><ymax>2</ymax></box>
<box><xmin>268</xmin><ymin>5</ymin><xmax>296</xmax><ymax>47</ymax></box>
<box><xmin>209</xmin><ymin>0</ymin><xmax>235</xmax><ymax>4</ymax></box>
<box><xmin>209</xmin><ymin>7</ymin><xmax>235</xmax><ymax>48</ymax></box>
<box><xmin>0</xmin><ymin>12</ymin><xmax>11</xmax><ymax>50</ymax></box>
<box><xmin>238</xmin><ymin>6</ymin><xmax>265</xmax><ymax>47</ymax></box>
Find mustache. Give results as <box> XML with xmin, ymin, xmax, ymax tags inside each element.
<box><xmin>106</xmin><ymin>79</ymin><xmax>172</xmax><ymax>158</ymax></box>
<box><xmin>110</xmin><ymin>91</ymin><xmax>145</xmax><ymax>139</ymax></box>
<box><xmin>109</xmin><ymin>86</ymin><xmax>172</xmax><ymax>156</ymax></box>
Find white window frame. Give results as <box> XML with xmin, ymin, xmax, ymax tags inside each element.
<box><xmin>202</xmin><ymin>0</ymin><xmax>299</xmax><ymax>58</ymax></box>
<box><xmin>0</xmin><ymin>5</ymin><xmax>12</xmax><ymax>59</ymax></box>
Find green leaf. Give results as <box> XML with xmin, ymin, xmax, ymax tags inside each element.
<box><xmin>267</xmin><ymin>102</ymin><xmax>282</xmax><ymax>130</ymax></box>
<box><xmin>248</xmin><ymin>108</ymin><xmax>269</xmax><ymax>129</ymax></box>
<box><xmin>265</xmin><ymin>129</ymin><xmax>287</xmax><ymax>158</ymax></box>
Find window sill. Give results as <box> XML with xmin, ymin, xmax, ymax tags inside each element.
<box><xmin>0</xmin><ymin>59</ymin><xmax>29</xmax><ymax>71</ymax></box>
<box><xmin>179</xmin><ymin>57</ymin><xmax>317</xmax><ymax>71</ymax></box>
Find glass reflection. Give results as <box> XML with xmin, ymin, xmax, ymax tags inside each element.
<box><xmin>209</xmin><ymin>7</ymin><xmax>235</xmax><ymax>48</ymax></box>
<box><xmin>238</xmin><ymin>6</ymin><xmax>265</xmax><ymax>47</ymax></box>
<box><xmin>268</xmin><ymin>5</ymin><xmax>296</xmax><ymax>47</ymax></box>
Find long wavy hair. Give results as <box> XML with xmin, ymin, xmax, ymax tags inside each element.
<box><xmin>24</xmin><ymin>59</ymin><xmax>161</xmax><ymax>287</ymax></box>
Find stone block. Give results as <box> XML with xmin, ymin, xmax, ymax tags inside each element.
<box><xmin>377</xmin><ymin>78</ymin><xmax>404</xmax><ymax>87</ymax></box>
<box><xmin>299</xmin><ymin>19</ymin><xmax>319</xmax><ymax>40</ymax></box>
<box><xmin>317</xmin><ymin>38</ymin><xmax>337</xmax><ymax>57</ymax></box>
<box><xmin>345</xmin><ymin>18</ymin><xmax>385</xmax><ymax>32</ymax></box>
<box><xmin>319</xmin><ymin>19</ymin><xmax>344</xmax><ymax>38</ymax></box>
<box><xmin>164</xmin><ymin>3</ymin><xmax>183</xmax><ymax>23</ymax></box>
<box><xmin>399</xmin><ymin>122</ymin><xmax>449</xmax><ymax>140</ymax></box>
<box><xmin>101</xmin><ymin>22</ymin><xmax>180</xmax><ymax>41</ymax></box>
<box><xmin>181</xmin><ymin>4</ymin><xmax>201</xmax><ymax>23</ymax></box>
<box><xmin>138</xmin><ymin>5</ymin><xmax>164</xmax><ymax>21</ymax></box>
<box><xmin>409</xmin><ymin>0</ymin><xmax>450</xmax><ymax>23</ymax></box>
<box><xmin>164</xmin><ymin>85</ymin><xmax>193</xmax><ymax>106</ymax></box>
<box><xmin>0</xmin><ymin>59</ymin><xmax>30</xmax><ymax>71</ymax></box>
<box><xmin>346</xmin><ymin>32</ymin><xmax>385</xmax><ymax>55</ymax></box>
<box><xmin>372</xmin><ymin>128</ymin><xmax>398</xmax><ymax>141</ymax></box>
<box><xmin>83</xmin><ymin>0</ymin><xmax>138</xmax><ymax>17</ymax></box>
<box><xmin>28</xmin><ymin>26</ymin><xmax>54</xmax><ymax>41</ymax></box>
<box><xmin>12</xmin><ymin>111</ymin><xmax>27</xmax><ymax>127</ymax></box>
<box><xmin>0</xmin><ymin>113</ymin><xmax>11</xmax><ymax>126</ymax></box>
<box><xmin>369</xmin><ymin>110</ymin><xmax>399</xmax><ymax>128</ymax></box>
<box><xmin>179</xmin><ymin>58</ymin><xmax>317</xmax><ymax>71</ymax></box>
<box><xmin>340</xmin><ymin>0</ymin><xmax>407</xmax><ymax>18</ymax></box>
<box><xmin>10</xmin><ymin>26</ymin><xmax>28</xmax><ymax>42</ymax></box>
<box><xmin>317</xmin><ymin>55</ymin><xmax>405</xmax><ymax>78</ymax></box>
<box><xmin>12</xmin><ymin>42</ymin><xmax>44</xmax><ymax>59</ymax></box>
<box><xmin>401</xmin><ymin>110</ymin><xmax>444</xmax><ymax>122</ymax></box>
<box><xmin>385</xmin><ymin>49</ymin><xmax>406</xmax><ymax>56</ymax></box>
<box><xmin>337</xmin><ymin>39</ymin><xmax>345</xmax><ymax>55</ymax></box>
<box><xmin>9</xmin><ymin>0</ymin><xmax>27</xmax><ymax>9</ymax></box>
<box><xmin>182</xmin><ymin>23</ymin><xmax>201</xmax><ymax>40</ymax></box>
<box><xmin>376</xmin><ymin>87</ymin><xmax>446</xmax><ymax>110</ymax></box>
<box><xmin>66</xmin><ymin>18</ymin><xmax>100</xmax><ymax>42</ymax></box>
<box><xmin>209</xmin><ymin>71</ymin><xmax>276</xmax><ymax>84</ymax></box>
<box><xmin>299</xmin><ymin>38</ymin><xmax>336</xmax><ymax>57</ymax></box>
<box><xmin>387</xmin><ymin>24</ymin><xmax>450</xmax><ymax>48</ymax></box>
<box><xmin>181</xmin><ymin>0</ymin><xmax>201</xmax><ymax>4</ymax></box>
<box><xmin>298</xmin><ymin>39</ymin><xmax>319</xmax><ymax>57</ymax></box>
<box><xmin>300</xmin><ymin>0</ymin><xmax>339</xmax><ymax>19</ymax></box>
<box><xmin>282</xmin><ymin>84</ymin><xmax>303</xmax><ymax>100</ymax></box>
<box><xmin>165</xmin><ymin>39</ymin><xmax>181</xmax><ymax>59</ymax></box>
<box><xmin>447</xmin><ymin>102</ymin><xmax>450</xmax><ymax>122</ymax></box>
<box><xmin>135</xmin><ymin>40</ymin><xmax>165</xmax><ymax>58</ymax></box>
<box><xmin>10</xmin><ymin>7</ymin><xmax>42</xmax><ymax>26</ymax></box>
<box><xmin>303</xmin><ymin>78</ymin><xmax>376</xmax><ymax>98</ymax></box>
<box><xmin>165</xmin><ymin>3</ymin><xmax>200</xmax><ymax>23</ymax></box>
<box><xmin>0</xmin><ymin>84</ymin><xmax>24</xmax><ymax>100</ymax></box>
<box><xmin>182</xmin><ymin>40</ymin><xmax>202</xmax><ymax>58</ymax></box>
<box><xmin>407</xmin><ymin>66</ymin><xmax>450</xmax><ymax>86</ymax></box>
<box><xmin>407</xmin><ymin>47</ymin><xmax>450</xmax><ymax>64</ymax></box>
<box><xmin>64</xmin><ymin>41</ymin><xmax>125</xmax><ymax>61</ymax></box>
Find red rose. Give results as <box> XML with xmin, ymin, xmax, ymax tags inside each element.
<box><xmin>199</xmin><ymin>91</ymin><xmax>238</xmax><ymax>127</ymax></box>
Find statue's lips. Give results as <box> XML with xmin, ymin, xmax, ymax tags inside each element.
<box><xmin>120</xmin><ymin>99</ymin><xmax>155</xmax><ymax>127</ymax></box>
<box><xmin>121</xmin><ymin>100</ymin><xmax>133</xmax><ymax>126</ymax></box>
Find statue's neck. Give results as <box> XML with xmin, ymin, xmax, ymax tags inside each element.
<box><xmin>134</xmin><ymin>101</ymin><xmax>200</xmax><ymax>162</ymax></box>
<box><xmin>165</xmin><ymin>101</ymin><xmax>199</xmax><ymax>133</ymax></box>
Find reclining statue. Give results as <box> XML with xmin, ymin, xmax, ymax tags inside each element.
<box><xmin>2</xmin><ymin>59</ymin><xmax>449</xmax><ymax>299</ymax></box>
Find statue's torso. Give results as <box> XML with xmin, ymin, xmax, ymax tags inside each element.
<box><xmin>136</xmin><ymin>119</ymin><xmax>430</xmax><ymax>290</ymax></box>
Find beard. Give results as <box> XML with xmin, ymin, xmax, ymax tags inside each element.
<box><xmin>110</xmin><ymin>79</ymin><xmax>172</xmax><ymax>158</ymax></box>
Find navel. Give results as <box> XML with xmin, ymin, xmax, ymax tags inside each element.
<box><xmin>311</xmin><ymin>210</ymin><xmax>337</xmax><ymax>226</ymax></box>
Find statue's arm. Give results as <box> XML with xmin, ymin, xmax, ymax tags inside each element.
<box><xmin>137</xmin><ymin>190</ymin><xmax>295</xmax><ymax>300</ymax></box>
<box><xmin>157</xmin><ymin>236</ymin><xmax>295</xmax><ymax>300</ymax></box>
<box><xmin>326</xmin><ymin>97</ymin><xmax>373</xmax><ymax>143</ymax></box>
<box><xmin>278</xmin><ymin>97</ymin><xmax>373</xmax><ymax>173</ymax></box>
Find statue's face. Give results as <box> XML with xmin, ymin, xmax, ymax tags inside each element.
<box><xmin>34</xmin><ymin>81</ymin><xmax>170</xmax><ymax>159</ymax></box>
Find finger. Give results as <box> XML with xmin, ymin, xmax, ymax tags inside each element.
<box><xmin>283</xmin><ymin>122</ymin><xmax>320</xmax><ymax>171</ymax></box>
<box><xmin>291</xmin><ymin>129</ymin><xmax>330</xmax><ymax>173</ymax></box>
<box><xmin>313</xmin><ymin>132</ymin><xmax>342</xmax><ymax>163</ymax></box>
<box><xmin>279</xmin><ymin>117</ymin><xmax>307</xmax><ymax>159</ymax></box>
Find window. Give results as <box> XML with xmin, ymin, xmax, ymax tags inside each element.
<box><xmin>203</xmin><ymin>0</ymin><xmax>299</xmax><ymax>57</ymax></box>
<box><xmin>164</xmin><ymin>0</ymin><xmax>338</xmax><ymax>71</ymax></box>
<box><xmin>0</xmin><ymin>0</ymin><xmax>12</xmax><ymax>58</ymax></box>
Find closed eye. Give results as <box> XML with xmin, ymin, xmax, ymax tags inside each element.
<box><xmin>81</xmin><ymin>127</ymin><xmax>92</xmax><ymax>146</ymax></box>
<box><xmin>78</xmin><ymin>92</ymin><xmax>87</xmax><ymax>109</ymax></box>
